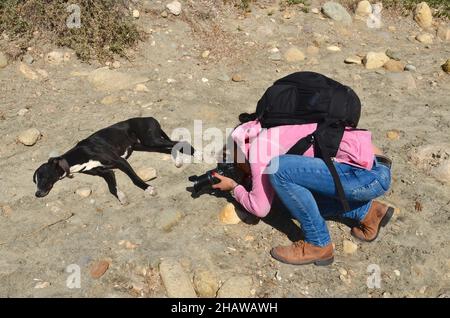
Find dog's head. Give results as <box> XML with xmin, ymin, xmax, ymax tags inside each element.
<box><xmin>33</xmin><ymin>157</ymin><xmax>70</xmax><ymax>198</ymax></box>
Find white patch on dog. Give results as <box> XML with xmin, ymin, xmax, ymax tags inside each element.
<box><xmin>70</xmin><ymin>160</ymin><xmax>103</xmax><ymax>173</ymax></box>
<box><xmin>145</xmin><ymin>186</ymin><xmax>157</xmax><ymax>196</ymax></box>
<box><xmin>121</xmin><ymin>149</ymin><xmax>129</xmax><ymax>159</ymax></box>
<box><xmin>117</xmin><ymin>188</ymin><xmax>128</xmax><ymax>205</ymax></box>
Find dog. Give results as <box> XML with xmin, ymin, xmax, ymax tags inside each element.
<box><xmin>33</xmin><ymin>117</ymin><xmax>194</xmax><ymax>204</ymax></box>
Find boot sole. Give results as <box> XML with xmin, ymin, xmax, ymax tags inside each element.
<box><xmin>270</xmin><ymin>250</ymin><xmax>334</xmax><ymax>266</ymax></box>
<box><xmin>352</xmin><ymin>206</ymin><xmax>395</xmax><ymax>243</ymax></box>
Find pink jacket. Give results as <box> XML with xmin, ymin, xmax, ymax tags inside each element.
<box><xmin>231</xmin><ymin>120</ymin><xmax>374</xmax><ymax>217</ymax></box>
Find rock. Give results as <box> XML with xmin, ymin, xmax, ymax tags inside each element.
<box><xmin>18</xmin><ymin>128</ymin><xmax>41</xmax><ymax>146</ymax></box>
<box><xmin>414</xmin><ymin>2</ymin><xmax>433</xmax><ymax>29</ymax></box>
<box><xmin>326</xmin><ymin>45</ymin><xmax>341</xmax><ymax>52</ymax></box>
<box><xmin>231</xmin><ymin>74</ymin><xmax>244</xmax><ymax>82</ymax></box>
<box><xmin>269</xmin><ymin>52</ymin><xmax>282</xmax><ymax>61</ymax></box>
<box><xmin>405</xmin><ymin>64</ymin><xmax>417</xmax><ymax>72</ymax></box>
<box><xmin>76</xmin><ymin>188</ymin><xmax>92</xmax><ymax>198</ymax></box>
<box><xmin>90</xmin><ymin>260</ymin><xmax>110</xmax><ymax>279</ymax></box>
<box><xmin>322</xmin><ymin>2</ymin><xmax>352</xmax><ymax>25</ymax></box>
<box><xmin>218</xmin><ymin>203</ymin><xmax>241</xmax><ymax>225</ymax></box>
<box><xmin>355</xmin><ymin>1</ymin><xmax>372</xmax><ymax>17</ymax></box>
<box><xmin>363</xmin><ymin>52</ymin><xmax>390</xmax><ymax>69</ymax></box>
<box><xmin>22</xmin><ymin>54</ymin><xmax>34</xmax><ymax>65</ymax></box>
<box><xmin>46</xmin><ymin>51</ymin><xmax>65</xmax><ymax>65</ymax></box>
<box><xmin>431</xmin><ymin>160</ymin><xmax>450</xmax><ymax>184</ymax></box>
<box><xmin>284</xmin><ymin>47</ymin><xmax>305</xmax><ymax>62</ymax></box>
<box><xmin>416</xmin><ymin>33</ymin><xmax>434</xmax><ymax>44</ymax></box>
<box><xmin>134</xmin><ymin>84</ymin><xmax>149</xmax><ymax>92</ymax></box>
<box><xmin>442</xmin><ymin>59</ymin><xmax>450</xmax><ymax>74</ymax></box>
<box><xmin>201</xmin><ymin>50</ymin><xmax>210</xmax><ymax>58</ymax></box>
<box><xmin>17</xmin><ymin>108</ymin><xmax>29</xmax><ymax>116</ymax></box>
<box><xmin>132</xmin><ymin>9</ymin><xmax>140</xmax><ymax>18</ymax></box>
<box><xmin>166</xmin><ymin>1</ymin><xmax>182</xmax><ymax>16</ymax></box>
<box><xmin>437</xmin><ymin>25</ymin><xmax>450</xmax><ymax>41</ymax></box>
<box><xmin>137</xmin><ymin>167</ymin><xmax>157</xmax><ymax>181</ymax></box>
<box><xmin>156</xmin><ymin>210</ymin><xmax>184</xmax><ymax>232</ymax></box>
<box><xmin>101</xmin><ymin>95</ymin><xmax>119</xmax><ymax>105</ymax></box>
<box><xmin>159</xmin><ymin>259</ymin><xmax>197</xmax><ymax>298</ymax></box>
<box><xmin>343</xmin><ymin>240</ymin><xmax>358</xmax><ymax>254</ymax></box>
<box><xmin>0</xmin><ymin>52</ymin><xmax>8</xmax><ymax>68</ymax></box>
<box><xmin>383</xmin><ymin>60</ymin><xmax>405</xmax><ymax>72</ymax></box>
<box><xmin>386</xmin><ymin>72</ymin><xmax>417</xmax><ymax>90</ymax></box>
<box><xmin>161</xmin><ymin>10</ymin><xmax>168</xmax><ymax>18</ymax></box>
<box><xmin>311</xmin><ymin>8</ymin><xmax>320</xmax><ymax>14</ymax></box>
<box><xmin>34</xmin><ymin>281</ymin><xmax>50</xmax><ymax>289</ymax></box>
<box><xmin>386</xmin><ymin>130</ymin><xmax>401</xmax><ymax>140</ymax></box>
<box><xmin>19</xmin><ymin>63</ymin><xmax>39</xmax><ymax>80</ymax></box>
<box><xmin>193</xmin><ymin>269</ymin><xmax>220</xmax><ymax>298</ymax></box>
<box><xmin>394</xmin><ymin>270</ymin><xmax>401</xmax><ymax>276</ymax></box>
<box><xmin>385</xmin><ymin>49</ymin><xmax>401</xmax><ymax>61</ymax></box>
<box><xmin>345</xmin><ymin>56</ymin><xmax>362</xmax><ymax>64</ymax></box>
<box><xmin>217</xmin><ymin>276</ymin><xmax>253</xmax><ymax>298</ymax></box>
<box><xmin>87</xmin><ymin>67</ymin><xmax>149</xmax><ymax>91</ymax></box>
<box><xmin>306</xmin><ymin>46</ymin><xmax>320</xmax><ymax>56</ymax></box>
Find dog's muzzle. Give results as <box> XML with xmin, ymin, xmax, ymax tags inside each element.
<box><xmin>35</xmin><ymin>190</ymin><xmax>49</xmax><ymax>198</ymax></box>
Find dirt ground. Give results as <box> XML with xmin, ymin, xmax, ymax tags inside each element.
<box><xmin>0</xmin><ymin>0</ymin><xmax>449</xmax><ymax>298</ymax></box>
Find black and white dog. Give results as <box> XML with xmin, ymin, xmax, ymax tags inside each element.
<box><xmin>33</xmin><ymin>117</ymin><xmax>194</xmax><ymax>204</ymax></box>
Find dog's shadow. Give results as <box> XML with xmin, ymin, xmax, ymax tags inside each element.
<box><xmin>187</xmin><ymin>187</ymin><xmax>359</xmax><ymax>242</ymax></box>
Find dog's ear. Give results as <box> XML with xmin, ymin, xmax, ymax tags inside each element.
<box><xmin>33</xmin><ymin>170</ymin><xmax>37</xmax><ymax>184</ymax></box>
<box><xmin>48</xmin><ymin>157</ymin><xmax>71</xmax><ymax>177</ymax></box>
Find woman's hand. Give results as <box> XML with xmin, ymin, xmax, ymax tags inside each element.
<box><xmin>211</xmin><ymin>172</ymin><xmax>238</xmax><ymax>192</ymax></box>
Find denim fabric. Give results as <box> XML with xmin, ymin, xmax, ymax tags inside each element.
<box><xmin>268</xmin><ymin>155</ymin><xmax>391</xmax><ymax>247</ymax></box>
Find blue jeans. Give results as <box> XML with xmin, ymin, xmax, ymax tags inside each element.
<box><xmin>268</xmin><ymin>155</ymin><xmax>391</xmax><ymax>247</ymax></box>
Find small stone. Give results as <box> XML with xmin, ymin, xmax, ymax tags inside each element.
<box><xmin>201</xmin><ymin>50</ymin><xmax>210</xmax><ymax>58</ymax></box>
<box><xmin>339</xmin><ymin>268</ymin><xmax>348</xmax><ymax>276</ymax></box>
<box><xmin>414</xmin><ymin>2</ymin><xmax>433</xmax><ymax>29</ymax></box>
<box><xmin>18</xmin><ymin>128</ymin><xmax>41</xmax><ymax>146</ymax></box>
<box><xmin>416</xmin><ymin>33</ymin><xmax>434</xmax><ymax>44</ymax></box>
<box><xmin>383</xmin><ymin>60</ymin><xmax>405</xmax><ymax>72</ymax></box>
<box><xmin>193</xmin><ymin>269</ymin><xmax>220</xmax><ymax>298</ymax></box>
<box><xmin>0</xmin><ymin>52</ymin><xmax>8</xmax><ymax>68</ymax></box>
<box><xmin>385</xmin><ymin>49</ymin><xmax>401</xmax><ymax>61</ymax></box>
<box><xmin>269</xmin><ymin>52</ymin><xmax>282</xmax><ymax>61</ymax></box>
<box><xmin>343</xmin><ymin>240</ymin><xmax>358</xmax><ymax>254</ymax></box>
<box><xmin>419</xmin><ymin>286</ymin><xmax>427</xmax><ymax>294</ymax></box>
<box><xmin>132</xmin><ymin>9</ymin><xmax>140</xmax><ymax>18</ymax></box>
<box><xmin>159</xmin><ymin>259</ymin><xmax>197</xmax><ymax>298</ymax></box>
<box><xmin>404</xmin><ymin>64</ymin><xmax>417</xmax><ymax>72</ymax></box>
<box><xmin>166</xmin><ymin>1</ymin><xmax>182</xmax><ymax>16</ymax></box>
<box><xmin>322</xmin><ymin>2</ymin><xmax>352</xmax><ymax>25</ymax></box>
<box><xmin>355</xmin><ymin>1</ymin><xmax>372</xmax><ymax>17</ymax></box>
<box><xmin>161</xmin><ymin>10</ymin><xmax>168</xmax><ymax>18</ymax></box>
<box><xmin>284</xmin><ymin>47</ymin><xmax>305</xmax><ymax>62</ymax></box>
<box><xmin>344</xmin><ymin>56</ymin><xmax>362</xmax><ymax>64</ymax></box>
<box><xmin>327</xmin><ymin>45</ymin><xmax>341</xmax><ymax>52</ymax></box>
<box><xmin>219</xmin><ymin>203</ymin><xmax>241</xmax><ymax>225</ymax></box>
<box><xmin>437</xmin><ymin>26</ymin><xmax>450</xmax><ymax>42</ymax></box>
<box><xmin>311</xmin><ymin>8</ymin><xmax>320</xmax><ymax>14</ymax></box>
<box><xmin>34</xmin><ymin>281</ymin><xmax>50</xmax><ymax>289</ymax></box>
<box><xmin>22</xmin><ymin>54</ymin><xmax>34</xmax><ymax>65</ymax></box>
<box><xmin>363</xmin><ymin>52</ymin><xmax>390</xmax><ymax>69</ymax></box>
<box><xmin>394</xmin><ymin>270</ymin><xmax>401</xmax><ymax>276</ymax></box>
<box><xmin>442</xmin><ymin>59</ymin><xmax>450</xmax><ymax>74</ymax></box>
<box><xmin>134</xmin><ymin>84</ymin><xmax>150</xmax><ymax>92</ymax></box>
<box><xmin>19</xmin><ymin>63</ymin><xmax>39</xmax><ymax>80</ymax></box>
<box><xmin>217</xmin><ymin>276</ymin><xmax>253</xmax><ymax>298</ymax></box>
<box><xmin>232</xmin><ymin>74</ymin><xmax>244</xmax><ymax>82</ymax></box>
<box><xmin>306</xmin><ymin>46</ymin><xmax>320</xmax><ymax>56</ymax></box>
<box><xmin>90</xmin><ymin>260</ymin><xmax>110</xmax><ymax>279</ymax></box>
<box><xmin>283</xmin><ymin>11</ymin><xmax>294</xmax><ymax>19</ymax></box>
<box><xmin>167</xmin><ymin>78</ymin><xmax>176</xmax><ymax>83</ymax></box>
<box><xmin>201</xmin><ymin>77</ymin><xmax>209</xmax><ymax>83</ymax></box>
<box><xmin>112</xmin><ymin>61</ymin><xmax>121</xmax><ymax>69</ymax></box>
<box><xmin>386</xmin><ymin>130</ymin><xmax>401</xmax><ymax>140</ymax></box>
<box><xmin>17</xmin><ymin>108</ymin><xmax>29</xmax><ymax>116</ymax></box>
<box><xmin>156</xmin><ymin>210</ymin><xmax>184</xmax><ymax>232</ymax></box>
<box><xmin>137</xmin><ymin>167</ymin><xmax>157</xmax><ymax>181</ymax></box>
<box><xmin>76</xmin><ymin>188</ymin><xmax>92</xmax><ymax>198</ymax></box>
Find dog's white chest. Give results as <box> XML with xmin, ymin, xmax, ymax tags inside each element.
<box><xmin>70</xmin><ymin>160</ymin><xmax>103</xmax><ymax>173</ymax></box>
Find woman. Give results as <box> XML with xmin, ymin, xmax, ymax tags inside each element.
<box><xmin>212</xmin><ymin>120</ymin><xmax>393</xmax><ymax>266</ymax></box>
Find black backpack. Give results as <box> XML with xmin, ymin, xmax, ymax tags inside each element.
<box><xmin>239</xmin><ymin>71</ymin><xmax>362</xmax><ymax>212</ymax></box>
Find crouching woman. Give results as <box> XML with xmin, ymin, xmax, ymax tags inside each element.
<box><xmin>212</xmin><ymin>120</ymin><xmax>394</xmax><ymax>266</ymax></box>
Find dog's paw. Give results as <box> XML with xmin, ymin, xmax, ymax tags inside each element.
<box><xmin>117</xmin><ymin>190</ymin><xmax>129</xmax><ymax>205</ymax></box>
<box><xmin>145</xmin><ymin>186</ymin><xmax>157</xmax><ymax>197</ymax></box>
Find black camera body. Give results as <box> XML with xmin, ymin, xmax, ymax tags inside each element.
<box><xmin>189</xmin><ymin>163</ymin><xmax>239</xmax><ymax>193</ymax></box>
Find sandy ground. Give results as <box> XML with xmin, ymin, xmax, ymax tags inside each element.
<box><xmin>0</xmin><ymin>0</ymin><xmax>449</xmax><ymax>297</ymax></box>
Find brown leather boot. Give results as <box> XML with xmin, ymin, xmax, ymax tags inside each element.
<box><xmin>270</xmin><ymin>241</ymin><xmax>334</xmax><ymax>266</ymax></box>
<box><xmin>351</xmin><ymin>201</ymin><xmax>394</xmax><ymax>242</ymax></box>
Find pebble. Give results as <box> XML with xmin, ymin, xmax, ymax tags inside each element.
<box><xmin>232</xmin><ymin>74</ymin><xmax>244</xmax><ymax>82</ymax></box>
<box><xmin>218</xmin><ymin>203</ymin><xmax>241</xmax><ymax>225</ymax></box>
<box><xmin>76</xmin><ymin>188</ymin><xmax>92</xmax><ymax>198</ymax></box>
<box><xmin>217</xmin><ymin>276</ymin><xmax>253</xmax><ymax>298</ymax></box>
<box><xmin>161</xmin><ymin>10</ymin><xmax>168</xmax><ymax>18</ymax></box>
<box><xmin>132</xmin><ymin>9</ymin><xmax>140</xmax><ymax>19</ymax></box>
<box><xmin>327</xmin><ymin>45</ymin><xmax>341</xmax><ymax>52</ymax></box>
<box><xmin>385</xmin><ymin>49</ymin><xmax>401</xmax><ymax>61</ymax></box>
<box><xmin>90</xmin><ymin>260</ymin><xmax>110</xmax><ymax>279</ymax></box>
<box><xmin>339</xmin><ymin>268</ymin><xmax>348</xmax><ymax>276</ymax></box>
<box><xmin>442</xmin><ymin>59</ymin><xmax>450</xmax><ymax>74</ymax></box>
<box><xmin>269</xmin><ymin>52</ymin><xmax>282</xmax><ymax>61</ymax></box>
<box><xmin>17</xmin><ymin>108</ymin><xmax>29</xmax><ymax>116</ymax></box>
<box><xmin>321</xmin><ymin>2</ymin><xmax>352</xmax><ymax>25</ymax></box>
<box><xmin>284</xmin><ymin>47</ymin><xmax>305</xmax><ymax>62</ymax></box>
<box><xmin>193</xmin><ymin>269</ymin><xmax>220</xmax><ymax>298</ymax></box>
<box><xmin>0</xmin><ymin>52</ymin><xmax>8</xmax><ymax>68</ymax></box>
<box><xmin>355</xmin><ymin>1</ymin><xmax>372</xmax><ymax>17</ymax></box>
<box><xmin>386</xmin><ymin>130</ymin><xmax>401</xmax><ymax>140</ymax></box>
<box><xmin>363</xmin><ymin>52</ymin><xmax>390</xmax><ymax>69</ymax></box>
<box><xmin>201</xmin><ymin>50</ymin><xmax>210</xmax><ymax>58</ymax></box>
<box><xmin>404</xmin><ymin>64</ymin><xmax>417</xmax><ymax>72</ymax></box>
<box><xmin>166</xmin><ymin>1</ymin><xmax>182</xmax><ymax>16</ymax></box>
<box><xmin>394</xmin><ymin>270</ymin><xmax>401</xmax><ymax>276</ymax></box>
<box><xmin>344</xmin><ymin>56</ymin><xmax>362</xmax><ymax>64</ymax></box>
<box><xmin>18</xmin><ymin>128</ymin><xmax>41</xmax><ymax>146</ymax></box>
<box><xmin>311</xmin><ymin>8</ymin><xmax>320</xmax><ymax>14</ymax></box>
<box><xmin>134</xmin><ymin>84</ymin><xmax>150</xmax><ymax>92</ymax></box>
<box><xmin>159</xmin><ymin>259</ymin><xmax>197</xmax><ymax>298</ymax></box>
<box><xmin>383</xmin><ymin>60</ymin><xmax>405</xmax><ymax>72</ymax></box>
<box><xmin>343</xmin><ymin>240</ymin><xmax>358</xmax><ymax>254</ymax></box>
<box><xmin>414</xmin><ymin>2</ymin><xmax>433</xmax><ymax>29</ymax></box>
<box><xmin>416</xmin><ymin>33</ymin><xmax>434</xmax><ymax>44</ymax></box>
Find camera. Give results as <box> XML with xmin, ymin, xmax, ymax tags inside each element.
<box><xmin>188</xmin><ymin>163</ymin><xmax>239</xmax><ymax>194</ymax></box>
